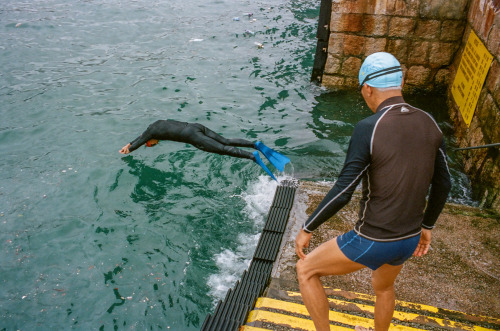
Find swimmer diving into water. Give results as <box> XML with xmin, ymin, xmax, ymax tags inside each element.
<box><xmin>119</xmin><ymin>119</ymin><xmax>290</xmax><ymax>180</ymax></box>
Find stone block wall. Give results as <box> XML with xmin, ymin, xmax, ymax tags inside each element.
<box><xmin>446</xmin><ymin>0</ymin><xmax>499</xmax><ymax>210</ymax></box>
<box><xmin>320</xmin><ymin>0</ymin><xmax>499</xmax><ymax>209</ymax></box>
<box><xmin>322</xmin><ymin>0</ymin><xmax>468</xmax><ymax>90</ymax></box>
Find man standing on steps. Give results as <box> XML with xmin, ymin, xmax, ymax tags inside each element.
<box><xmin>295</xmin><ymin>52</ymin><xmax>451</xmax><ymax>331</ymax></box>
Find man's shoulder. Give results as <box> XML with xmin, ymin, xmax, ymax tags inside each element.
<box><xmin>404</xmin><ymin>104</ymin><xmax>442</xmax><ymax>131</ymax></box>
<box><xmin>352</xmin><ymin>113</ymin><xmax>380</xmax><ymax>142</ymax></box>
<box><xmin>356</xmin><ymin>111</ymin><xmax>382</xmax><ymax>129</ymax></box>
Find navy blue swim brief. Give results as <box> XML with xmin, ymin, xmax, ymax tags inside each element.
<box><xmin>337</xmin><ymin>230</ymin><xmax>420</xmax><ymax>270</ymax></box>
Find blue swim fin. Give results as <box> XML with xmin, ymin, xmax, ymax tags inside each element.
<box><xmin>253</xmin><ymin>151</ymin><xmax>277</xmax><ymax>181</ymax></box>
<box><xmin>254</xmin><ymin>141</ymin><xmax>290</xmax><ymax>172</ymax></box>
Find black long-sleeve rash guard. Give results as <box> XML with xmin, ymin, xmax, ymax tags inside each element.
<box><xmin>303</xmin><ymin>96</ymin><xmax>452</xmax><ymax>241</ymax></box>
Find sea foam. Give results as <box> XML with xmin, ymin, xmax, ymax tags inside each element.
<box><xmin>207</xmin><ymin>174</ymin><xmax>280</xmax><ymax>302</ymax></box>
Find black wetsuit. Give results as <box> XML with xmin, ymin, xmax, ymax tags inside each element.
<box><xmin>128</xmin><ymin>120</ymin><xmax>256</xmax><ymax>160</ymax></box>
<box><xmin>303</xmin><ymin>96</ymin><xmax>452</xmax><ymax>241</ymax></box>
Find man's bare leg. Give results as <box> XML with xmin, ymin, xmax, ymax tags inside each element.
<box><xmin>296</xmin><ymin>237</ymin><xmax>365</xmax><ymax>331</ymax></box>
<box><xmin>371</xmin><ymin>264</ymin><xmax>404</xmax><ymax>331</ymax></box>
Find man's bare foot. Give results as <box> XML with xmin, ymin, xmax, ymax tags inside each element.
<box><xmin>354</xmin><ymin>326</ymin><xmax>374</xmax><ymax>331</ymax></box>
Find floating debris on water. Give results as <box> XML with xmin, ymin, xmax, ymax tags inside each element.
<box><xmin>61</xmin><ymin>167</ymin><xmax>77</xmax><ymax>173</ymax></box>
<box><xmin>254</xmin><ymin>42</ymin><xmax>264</xmax><ymax>49</ymax></box>
<box><xmin>232</xmin><ymin>17</ymin><xmax>240</xmax><ymax>21</ymax></box>
<box><xmin>244</xmin><ymin>30</ymin><xmax>255</xmax><ymax>36</ymax></box>
<box><xmin>189</xmin><ymin>38</ymin><xmax>204</xmax><ymax>42</ymax></box>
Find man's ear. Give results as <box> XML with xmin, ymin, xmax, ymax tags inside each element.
<box><xmin>365</xmin><ymin>84</ymin><xmax>373</xmax><ymax>97</ymax></box>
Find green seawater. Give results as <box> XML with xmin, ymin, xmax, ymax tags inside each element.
<box><xmin>0</xmin><ymin>0</ymin><xmax>472</xmax><ymax>330</ymax></box>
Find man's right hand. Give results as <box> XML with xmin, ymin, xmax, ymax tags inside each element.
<box><xmin>413</xmin><ymin>228</ymin><xmax>432</xmax><ymax>257</ymax></box>
<box><xmin>295</xmin><ymin>229</ymin><xmax>312</xmax><ymax>260</ymax></box>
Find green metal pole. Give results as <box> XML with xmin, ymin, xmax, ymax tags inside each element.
<box><xmin>454</xmin><ymin>143</ymin><xmax>500</xmax><ymax>151</ymax></box>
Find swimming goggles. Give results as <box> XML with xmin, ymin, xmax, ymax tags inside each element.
<box><xmin>358</xmin><ymin>66</ymin><xmax>402</xmax><ymax>91</ymax></box>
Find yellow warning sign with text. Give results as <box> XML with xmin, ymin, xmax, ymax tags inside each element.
<box><xmin>451</xmin><ymin>30</ymin><xmax>493</xmax><ymax>127</ymax></box>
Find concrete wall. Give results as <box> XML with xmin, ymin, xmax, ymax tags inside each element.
<box><xmin>319</xmin><ymin>0</ymin><xmax>499</xmax><ymax>210</ymax></box>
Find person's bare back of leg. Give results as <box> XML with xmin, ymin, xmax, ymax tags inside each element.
<box><xmin>371</xmin><ymin>264</ymin><xmax>403</xmax><ymax>330</ymax></box>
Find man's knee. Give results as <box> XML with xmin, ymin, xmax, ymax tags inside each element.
<box><xmin>296</xmin><ymin>258</ymin><xmax>318</xmax><ymax>284</ymax></box>
<box><xmin>296</xmin><ymin>259</ymin><xmax>309</xmax><ymax>283</ymax></box>
<box><xmin>372</xmin><ymin>281</ymin><xmax>395</xmax><ymax>297</ymax></box>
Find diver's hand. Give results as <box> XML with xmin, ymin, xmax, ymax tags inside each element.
<box><xmin>413</xmin><ymin>229</ymin><xmax>431</xmax><ymax>257</ymax></box>
<box><xmin>295</xmin><ymin>229</ymin><xmax>312</xmax><ymax>260</ymax></box>
<box><xmin>119</xmin><ymin>143</ymin><xmax>131</xmax><ymax>154</ymax></box>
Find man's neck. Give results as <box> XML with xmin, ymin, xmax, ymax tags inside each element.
<box><xmin>372</xmin><ymin>90</ymin><xmax>403</xmax><ymax>112</ymax></box>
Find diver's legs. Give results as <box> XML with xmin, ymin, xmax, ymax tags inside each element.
<box><xmin>199</xmin><ymin>125</ymin><xmax>255</xmax><ymax>148</ymax></box>
<box><xmin>180</xmin><ymin>124</ymin><xmax>254</xmax><ymax>159</ymax></box>
<box><xmin>192</xmin><ymin>133</ymin><xmax>255</xmax><ymax>160</ymax></box>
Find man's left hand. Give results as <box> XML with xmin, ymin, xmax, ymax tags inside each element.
<box><xmin>413</xmin><ymin>228</ymin><xmax>432</xmax><ymax>257</ymax></box>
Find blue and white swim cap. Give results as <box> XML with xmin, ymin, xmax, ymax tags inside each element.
<box><xmin>358</xmin><ymin>52</ymin><xmax>402</xmax><ymax>90</ymax></box>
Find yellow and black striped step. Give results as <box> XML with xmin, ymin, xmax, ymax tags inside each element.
<box><xmin>242</xmin><ymin>287</ymin><xmax>500</xmax><ymax>330</ymax></box>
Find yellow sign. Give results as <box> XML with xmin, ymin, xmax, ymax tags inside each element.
<box><xmin>451</xmin><ymin>30</ymin><xmax>493</xmax><ymax>127</ymax></box>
